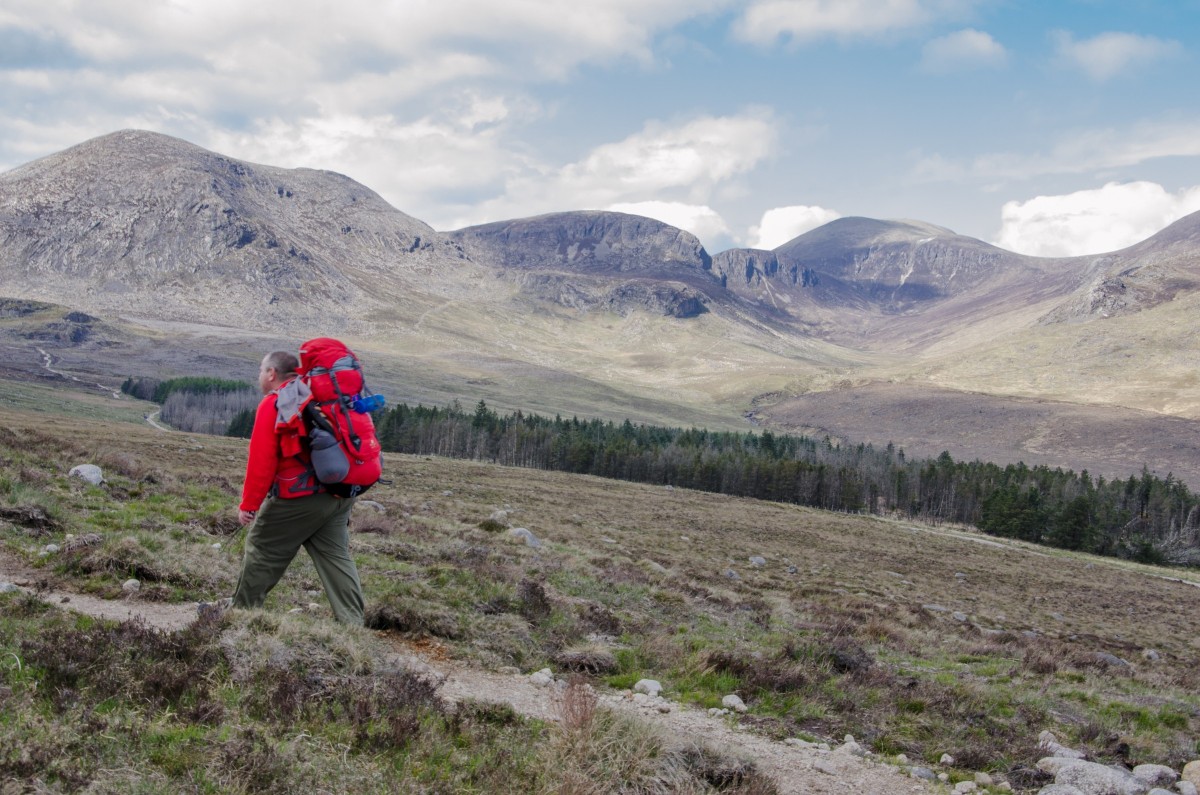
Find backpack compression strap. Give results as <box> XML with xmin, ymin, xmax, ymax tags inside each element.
<box><xmin>307</xmin><ymin>355</ymin><xmax>364</xmax><ymax>451</ymax></box>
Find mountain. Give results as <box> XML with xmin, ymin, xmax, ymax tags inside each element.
<box><xmin>0</xmin><ymin>129</ymin><xmax>476</xmax><ymax>331</ymax></box>
<box><xmin>6</xmin><ymin>130</ymin><xmax>1200</xmax><ymax>485</ymax></box>
<box><xmin>715</xmin><ymin>217</ymin><xmax>1095</xmax><ymax>349</ymax></box>
<box><xmin>449</xmin><ymin>211</ymin><xmax>730</xmax><ymax>318</ymax></box>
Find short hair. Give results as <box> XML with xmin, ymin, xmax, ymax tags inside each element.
<box><xmin>263</xmin><ymin>350</ymin><xmax>299</xmax><ymax>376</ymax></box>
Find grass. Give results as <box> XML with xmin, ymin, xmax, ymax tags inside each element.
<box><xmin>2</xmin><ymin>403</ymin><xmax>1200</xmax><ymax>792</ymax></box>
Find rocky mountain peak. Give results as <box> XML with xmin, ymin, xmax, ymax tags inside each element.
<box><xmin>0</xmin><ymin>129</ymin><xmax>467</xmax><ymax>330</ymax></box>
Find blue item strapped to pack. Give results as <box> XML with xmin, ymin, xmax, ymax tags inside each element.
<box><xmin>351</xmin><ymin>393</ymin><xmax>386</xmax><ymax>413</ymax></box>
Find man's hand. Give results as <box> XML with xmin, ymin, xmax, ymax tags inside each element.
<box><xmin>238</xmin><ymin>509</ymin><xmax>257</xmax><ymax>526</ymax></box>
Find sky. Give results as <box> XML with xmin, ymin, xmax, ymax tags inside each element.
<box><xmin>2</xmin><ymin>0</ymin><xmax>1199</xmax><ymax>256</ymax></box>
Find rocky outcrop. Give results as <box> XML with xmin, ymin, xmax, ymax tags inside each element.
<box><xmin>0</xmin><ymin>129</ymin><xmax>472</xmax><ymax>331</ymax></box>
<box><xmin>450</xmin><ymin>210</ymin><xmax>720</xmax><ymax>317</ymax></box>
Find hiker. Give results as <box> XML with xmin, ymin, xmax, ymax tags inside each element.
<box><xmin>229</xmin><ymin>350</ymin><xmax>365</xmax><ymax>625</ymax></box>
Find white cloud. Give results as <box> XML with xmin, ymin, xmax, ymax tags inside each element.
<box><xmin>912</xmin><ymin>120</ymin><xmax>1200</xmax><ymax>183</ymax></box>
<box><xmin>206</xmin><ymin>97</ymin><xmax>527</xmax><ymax>218</ymax></box>
<box><xmin>455</xmin><ymin>111</ymin><xmax>778</xmax><ymax>229</ymax></box>
<box><xmin>734</xmin><ymin>0</ymin><xmax>975</xmax><ymax>44</ymax></box>
<box><xmin>1054</xmin><ymin>31</ymin><xmax>1182</xmax><ymax>81</ymax></box>
<box><xmin>920</xmin><ymin>28</ymin><xmax>1006</xmax><ymax>72</ymax></box>
<box><xmin>607</xmin><ymin>201</ymin><xmax>730</xmax><ymax>244</ymax></box>
<box><xmin>749</xmin><ymin>205</ymin><xmax>842</xmax><ymax>249</ymax></box>
<box><xmin>994</xmin><ymin>181</ymin><xmax>1200</xmax><ymax>257</ymax></box>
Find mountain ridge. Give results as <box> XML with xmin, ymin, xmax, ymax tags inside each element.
<box><xmin>5</xmin><ymin>129</ymin><xmax>1200</xmax><ymax>485</ymax></box>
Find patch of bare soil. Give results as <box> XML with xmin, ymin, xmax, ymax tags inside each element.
<box><xmin>0</xmin><ymin>549</ymin><xmax>934</xmax><ymax>795</ymax></box>
<box><xmin>756</xmin><ymin>381</ymin><xmax>1200</xmax><ymax>488</ymax></box>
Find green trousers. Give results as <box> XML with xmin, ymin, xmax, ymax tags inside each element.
<box><xmin>232</xmin><ymin>492</ymin><xmax>365</xmax><ymax>625</ymax></box>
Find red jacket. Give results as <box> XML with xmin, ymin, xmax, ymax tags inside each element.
<box><xmin>239</xmin><ymin>379</ymin><xmax>318</xmax><ymax>511</ymax></box>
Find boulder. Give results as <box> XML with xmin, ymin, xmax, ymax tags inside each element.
<box><xmin>1055</xmin><ymin>760</ymin><xmax>1150</xmax><ymax>795</ymax></box>
<box><xmin>68</xmin><ymin>464</ymin><xmax>104</xmax><ymax>485</ymax></box>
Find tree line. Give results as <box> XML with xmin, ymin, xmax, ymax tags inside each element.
<box><xmin>371</xmin><ymin>400</ymin><xmax>1200</xmax><ymax>567</ymax></box>
<box><xmin>122</xmin><ymin>376</ymin><xmax>258</xmax><ymax>436</ymax></box>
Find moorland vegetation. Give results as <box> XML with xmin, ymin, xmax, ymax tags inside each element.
<box><xmin>1</xmin><ymin>388</ymin><xmax>1198</xmax><ymax>793</ymax></box>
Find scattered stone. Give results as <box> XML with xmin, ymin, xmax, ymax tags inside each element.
<box><xmin>121</xmin><ymin>579</ymin><xmax>141</xmax><ymax>593</ymax></box>
<box><xmin>489</xmin><ymin>509</ymin><xmax>509</xmax><ymax>524</ymax></box>
<box><xmin>975</xmin><ymin>772</ymin><xmax>994</xmax><ymax>786</ymax></box>
<box><xmin>40</xmin><ymin>543</ymin><xmax>60</xmax><ymax>556</ymax></box>
<box><xmin>724</xmin><ymin>568</ymin><xmax>741</xmax><ymax>581</ymax></box>
<box><xmin>498</xmin><ymin>666</ymin><xmax>520</xmax><ymax>676</ymax></box>
<box><xmin>955</xmin><ymin>572</ymin><xmax>967</xmax><ymax>580</ymax></box>
<box><xmin>441</xmin><ymin>490</ymin><xmax>453</xmax><ymax>496</ymax></box>
<box><xmin>1183</xmin><ymin>761</ymin><xmax>1200</xmax><ymax>787</ymax></box>
<box><xmin>633</xmin><ymin>679</ymin><xmax>662</xmax><ymax>697</ymax></box>
<box><xmin>1035</xmin><ymin>786</ymin><xmax>1087</xmax><ymax>795</ymax></box>
<box><xmin>508</xmin><ymin>527</ymin><xmax>542</xmax><ymax>548</ymax></box>
<box><xmin>785</xmin><ymin>565</ymin><xmax>798</xmax><ymax>574</ymax></box>
<box><xmin>837</xmin><ymin>735</ymin><xmax>868</xmax><ymax>757</ymax></box>
<box><xmin>748</xmin><ymin>556</ymin><xmax>766</xmax><ymax>567</ymax></box>
<box><xmin>1141</xmin><ymin>649</ymin><xmax>1160</xmax><ymax>662</ymax></box>
<box><xmin>954</xmin><ymin>782</ymin><xmax>978</xmax><ymax>793</ymax></box>
<box><xmin>1039</xmin><ymin>731</ymin><xmax>1088</xmax><ymax>760</ymax></box>
<box><xmin>923</xmin><ymin>604</ymin><xmax>950</xmax><ymax>613</ymax></box>
<box><xmin>0</xmin><ymin>583</ymin><xmax>19</xmax><ymax>593</ymax></box>
<box><xmin>1132</xmin><ymin>764</ymin><xmax>1177</xmax><ymax>788</ymax></box>
<box><xmin>1178</xmin><ymin>781</ymin><xmax>1198</xmax><ymax>795</ymax></box>
<box><xmin>1092</xmin><ymin>652</ymin><xmax>1132</xmax><ymax>669</ymax></box>
<box><xmin>1054</xmin><ymin>760</ymin><xmax>1149</xmax><ymax>795</ymax></box>
<box><xmin>721</xmin><ymin>694</ymin><xmax>747</xmax><ymax>713</ymax></box>
<box><xmin>910</xmin><ymin>767</ymin><xmax>937</xmax><ymax>781</ymax></box>
<box><xmin>813</xmin><ymin>760</ymin><xmax>839</xmax><ymax>776</ymax></box>
<box><xmin>940</xmin><ymin>753</ymin><xmax>956</xmax><ymax>766</ymax></box>
<box><xmin>895</xmin><ymin>754</ymin><xmax>909</xmax><ymax>764</ymax></box>
<box><xmin>952</xmin><ymin>611</ymin><xmax>968</xmax><ymax>622</ymax></box>
<box><xmin>708</xmin><ymin>707</ymin><xmax>730</xmax><ymax>717</ymax></box>
<box><xmin>68</xmin><ymin>464</ymin><xmax>104</xmax><ymax>485</ymax></box>
<box><xmin>1147</xmin><ymin>790</ymin><xmax>1174</xmax><ymax>795</ymax></box>
<box><xmin>212</xmin><ymin>542</ymin><xmax>222</xmax><ymax>549</ymax></box>
<box><xmin>639</xmin><ymin>559</ymin><xmax>668</xmax><ymax>575</ymax></box>
<box><xmin>357</xmin><ymin>500</ymin><xmax>386</xmax><ymax>514</ymax></box>
<box><xmin>529</xmin><ymin>668</ymin><xmax>554</xmax><ymax>687</ymax></box>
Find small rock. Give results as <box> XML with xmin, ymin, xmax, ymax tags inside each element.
<box><xmin>837</xmin><ymin>735</ymin><xmax>868</xmax><ymax>757</ymax></box>
<box><xmin>785</xmin><ymin>565</ymin><xmax>798</xmax><ymax>574</ymax></box>
<box><xmin>656</xmin><ymin>703</ymin><xmax>671</xmax><ymax>713</ymax></box>
<box><xmin>498</xmin><ymin>666</ymin><xmax>520</xmax><ymax>676</ymax></box>
<box><xmin>724</xmin><ymin>568</ymin><xmax>741</xmax><ymax>580</ymax></box>
<box><xmin>952</xmin><ymin>611</ymin><xmax>968</xmax><ymax>622</ymax></box>
<box><xmin>1183</xmin><ymin>760</ymin><xmax>1200</xmax><ymax>787</ymax></box>
<box><xmin>40</xmin><ymin>544</ymin><xmax>60</xmax><ymax>556</ymax></box>
<box><xmin>358</xmin><ymin>500</ymin><xmax>386</xmax><ymax>514</ymax></box>
<box><xmin>68</xmin><ymin>464</ymin><xmax>104</xmax><ymax>485</ymax></box>
<box><xmin>954</xmin><ymin>782</ymin><xmax>977</xmax><ymax>793</ymax></box>
<box><xmin>1147</xmin><ymin>789</ymin><xmax>1175</xmax><ymax>795</ymax></box>
<box><xmin>121</xmin><ymin>579</ymin><xmax>141</xmax><ymax>593</ymax></box>
<box><xmin>895</xmin><ymin>754</ymin><xmax>909</xmax><ymax>764</ymax></box>
<box><xmin>212</xmin><ymin>542</ymin><xmax>222</xmax><ymax>549</ymax></box>
<box><xmin>508</xmin><ymin>527</ymin><xmax>542</xmax><ymax>548</ymax></box>
<box><xmin>529</xmin><ymin>668</ymin><xmax>554</xmax><ymax>687</ymax></box>
<box><xmin>441</xmin><ymin>490</ymin><xmax>453</xmax><ymax>496</ymax></box>
<box><xmin>1092</xmin><ymin>651</ymin><xmax>1132</xmax><ymax>669</ymax></box>
<box><xmin>0</xmin><ymin>583</ymin><xmax>19</xmax><ymax>593</ymax></box>
<box><xmin>489</xmin><ymin>509</ymin><xmax>509</xmax><ymax>524</ymax></box>
<box><xmin>1055</xmin><ymin>759</ymin><xmax>1149</xmax><ymax>795</ymax></box>
<box><xmin>954</xmin><ymin>572</ymin><xmax>967</xmax><ymax>579</ymax></box>
<box><xmin>940</xmin><ymin>753</ymin><xmax>956</xmax><ymax>766</ymax></box>
<box><xmin>722</xmin><ymin>694</ymin><xmax>747</xmax><ymax>713</ymax></box>
<box><xmin>1035</xmin><ymin>786</ymin><xmax>1087</xmax><ymax>795</ymax></box>
<box><xmin>748</xmin><ymin>556</ymin><xmax>766</xmax><ymax>567</ymax></box>
<box><xmin>633</xmin><ymin>679</ymin><xmax>662</xmax><ymax>697</ymax></box>
<box><xmin>1178</xmin><ymin>781</ymin><xmax>1198</xmax><ymax>795</ymax></box>
<box><xmin>975</xmin><ymin>772</ymin><xmax>994</xmax><ymax>786</ymax></box>
<box><xmin>1132</xmin><ymin>764</ymin><xmax>1177</xmax><ymax>787</ymax></box>
<box><xmin>923</xmin><ymin>604</ymin><xmax>950</xmax><ymax>613</ymax></box>
<box><xmin>1141</xmin><ymin>648</ymin><xmax>1160</xmax><ymax>662</ymax></box>
<box><xmin>910</xmin><ymin>767</ymin><xmax>937</xmax><ymax>781</ymax></box>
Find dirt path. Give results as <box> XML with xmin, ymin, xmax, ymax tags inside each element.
<box><xmin>0</xmin><ymin>554</ymin><xmax>936</xmax><ymax>794</ymax></box>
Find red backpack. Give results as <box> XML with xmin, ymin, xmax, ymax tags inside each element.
<box><xmin>297</xmin><ymin>337</ymin><xmax>384</xmax><ymax>497</ymax></box>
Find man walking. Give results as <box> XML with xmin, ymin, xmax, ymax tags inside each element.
<box><xmin>229</xmin><ymin>350</ymin><xmax>365</xmax><ymax>624</ymax></box>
